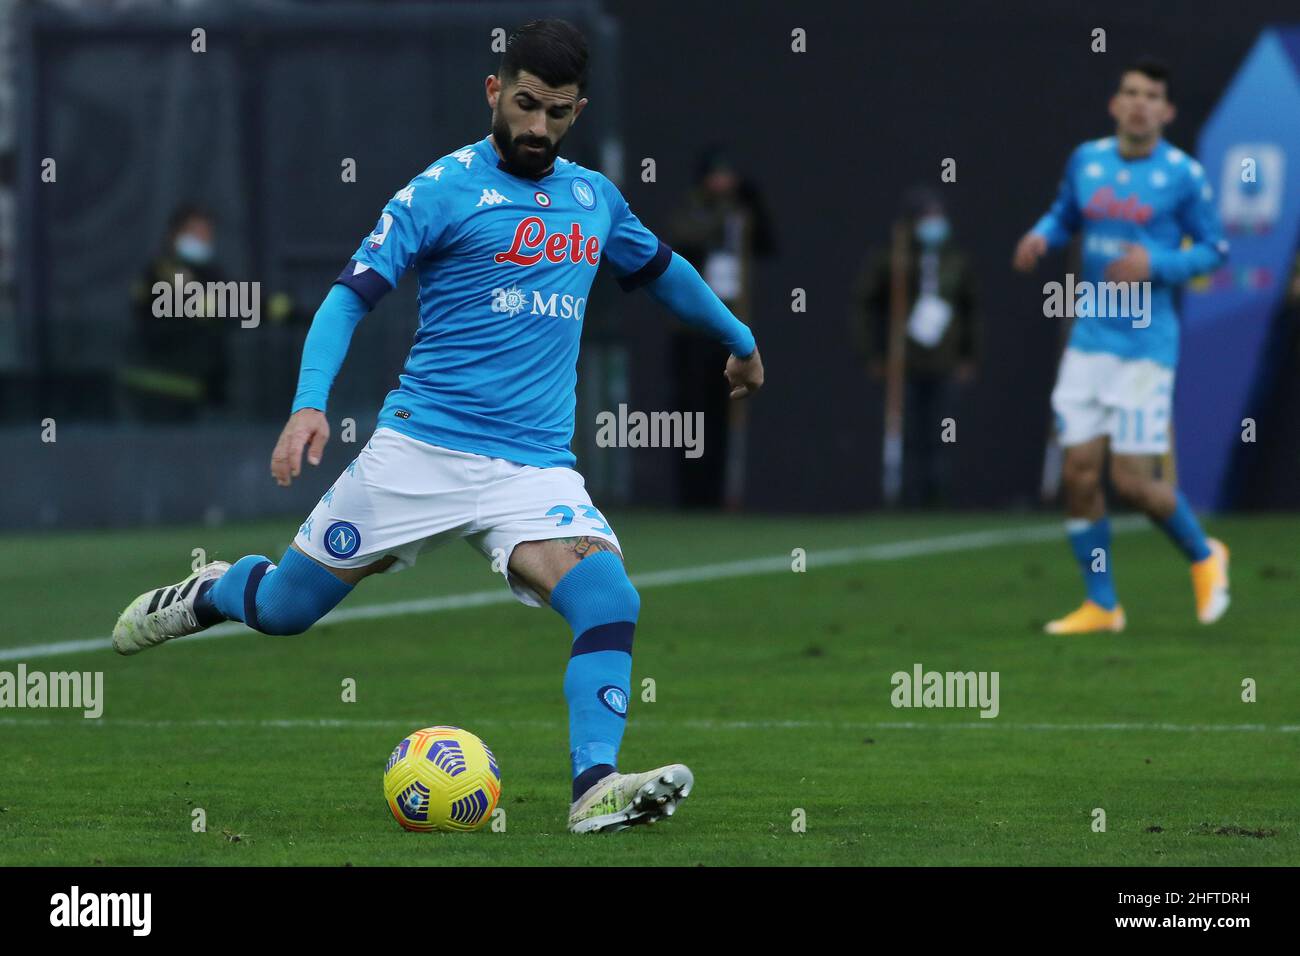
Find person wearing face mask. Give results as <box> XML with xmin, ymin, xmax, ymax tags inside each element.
<box><xmin>127</xmin><ymin>204</ymin><xmax>230</xmax><ymax>421</ymax></box>
<box><xmin>851</xmin><ymin>187</ymin><xmax>980</xmax><ymax>507</ymax></box>
<box><xmin>667</xmin><ymin>148</ymin><xmax>776</xmax><ymax>510</ymax></box>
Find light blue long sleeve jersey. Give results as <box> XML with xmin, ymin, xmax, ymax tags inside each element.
<box><xmin>293</xmin><ymin>135</ymin><xmax>756</xmax><ymax>468</ymax></box>
<box><xmin>1031</xmin><ymin>136</ymin><xmax>1229</xmax><ymax>368</ymax></box>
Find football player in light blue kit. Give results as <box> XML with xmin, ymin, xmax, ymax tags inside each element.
<box><xmin>1012</xmin><ymin>58</ymin><xmax>1230</xmax><ymax>635</ymax></box>
<box><xmin>112</xmin><ymin>20</ymin><xmax>765</xmax><ymax>833</ymax></box>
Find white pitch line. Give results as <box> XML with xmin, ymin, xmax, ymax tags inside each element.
<box><xmin>0</xmin><ymin>716</ymin><xmax>1294</xmax><ymax>733</ymax></box>
<box><xmin>0</xmin><ymin>518</ymin><xmax>1148</xmax><ymax>663</ymax></box>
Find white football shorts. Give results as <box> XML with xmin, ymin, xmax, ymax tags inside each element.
<box><xmin>293</xmin><ymin>427</ymin><xmax>620</xmax><ymax>607</ymax></box>
<box><xmin>1050</xmin><ymin>347</ymin><xmax>1175</xmax><ymax>455</ymax></box>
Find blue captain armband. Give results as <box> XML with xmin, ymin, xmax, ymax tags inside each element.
<box><xmin>616</xmin><ymin>239</ymin><xmax>673</xmax><ymax>292</ymax></box>
<box><xmin>334</xmin><ymin>258</ymin><xmax>394</xmax><ymax>310</ymax></box>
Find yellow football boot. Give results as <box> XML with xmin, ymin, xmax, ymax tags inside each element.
<box><xmin>1191</xmin><ymin>538</ymin><xmax>1230</xmax><ymax>624</ymax></box>
<box><xmin>1044</xmin><ymin>600</ymin><xmax>1126</xmax><ymax>635</ymax></box>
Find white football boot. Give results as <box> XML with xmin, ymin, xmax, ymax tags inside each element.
<box><xmin>112</xmin><ymin>561</ymin><xmax>230</xmax><ymax>656</ymax></box>
<box><xmin>567</xmin><ymin>764</ymin><xmax>694</xmax><ymax>834</ymax></box>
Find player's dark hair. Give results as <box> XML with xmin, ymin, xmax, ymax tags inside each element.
<box><xmin>500</xmin><ymin>19</ymin><xmax>589</xmax><ymax>93</ymax></box>
<box><xmin>166</xmin><ymin>203</ymin><xmax>213</xmax><ymax>237</ymax></box>
<box><xmin>900</xmin><ymin>184</ymin><xmax>944</xmax><ymax>222</ymax></box>
<box><xmin>1121</xmin><ymin>56</ymin><xmax>1172</xmax><ymax>100</ymax></box>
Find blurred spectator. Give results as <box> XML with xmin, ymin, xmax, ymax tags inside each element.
<box><xmin>124</xmin><ymin>204</ymin><xmax>299</xmax><ymax>422</ymax></box>
<box><xmin>125</xmin><ymin>204</ymin><xmax>232</xmax><ymax>421</ymax></box>
<box><xmin>852</xmin><ymin>187</ymin><xmax>979</xmax><ymax>507</ymax></box>
<box><xmin>668</xmin><ymin>146</ymin><xmax>775</xmax><ymax>509</ymax></box>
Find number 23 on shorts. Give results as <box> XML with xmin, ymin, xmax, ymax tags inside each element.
<box><xmin>546</xmin><ymin>504</ymin><xmax>613</xmax><ymax>535</ymax></box>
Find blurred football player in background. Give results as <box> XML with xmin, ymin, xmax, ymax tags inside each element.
<box><xmin>1012</xmin><ymin>58</ymin><xmax>1230</xmax><ymax>634</ymax></box>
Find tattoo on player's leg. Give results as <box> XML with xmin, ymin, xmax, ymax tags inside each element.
<box><xmin>557</xmin><ymin>536</ymin><xmax>621</xmax><ymax>560</ymax></box>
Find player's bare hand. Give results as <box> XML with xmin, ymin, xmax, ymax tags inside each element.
<box><xmin>271</xmin><ymin>408</ymin><xmax>330</xmax><ymax>487</ymax></box>
<box><xmin>725</xmin><ymin>348</ymin><xmax>764</xmax><ymax>399</ymax></box>
<box><xmin>1012</xmin><ymin>232</ymin><xmax>1048</xmax><ymax>273</ymax></box>
<box><xmin>1105</xmin><ymin>243</ymin><xmax>1152</xmax><ymax>283</ymax></box>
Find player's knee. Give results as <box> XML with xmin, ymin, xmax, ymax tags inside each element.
<box><xmin>248</xmin><ymin>548</ymin><xmax>354</xmax><ymax>636</ymax></box>
<box><xmin>253</xmin><ymin>606</ymin><xmax>315</xmax><ymax>636</ymax></box>
<box><xmin>585</xmin><ymin>553</ymin><xmax>639</xmax><ymax>620</ymax></box>
<box><xmin>1063</xmin><ymin>459</ymin><xmax>1101</xmax><ymax>496</ymax></box>
<box><xmin>612</xmin><ymin>568</ymin><xmax>641</xmax><ymax>621</ymax></box>
<box><xmin>1108</xmin><ymin>462</ymin><xmax>1147</xmax><ymax>505</ymax></box>
<box><xmin>551</xmin><ymin>551</ymin><xmax>640</xmax><ymax>627</ymax></box>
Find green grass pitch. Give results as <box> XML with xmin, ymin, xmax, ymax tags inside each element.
<box><xmin>0</xmin><ymin>512</ymin><xmax>1296</xmax><ymax>866</ymax></box>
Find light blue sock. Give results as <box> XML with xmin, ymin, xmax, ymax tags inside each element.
<box><xmin>200</xmin><ymin>548</ymin><xmax>353</xmax><ymax>635</ymax></box>
<box><xmin>1155</xmin><ymin>492</ymin><xmax>1212</xmax><ymax>562</ymax></box>
<box><xmin>1065</xmin><ymin>517</ymin><xmax>1118</xmax><ymax>610</ymax></box>
<box><xmin>548</xmin><ymin>552</ymin><xmax>640</xmax><ymax>800</ymax></box>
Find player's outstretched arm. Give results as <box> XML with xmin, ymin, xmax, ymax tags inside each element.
<box><xmin>271</xmin><ymin>284</ymin><xmax>369</xmax><ymax>486</ymax></box>
<box><xmin>641</xmin><ymin>252</ymin><xmax>762</xmax><ymax>399</ymax></box>
<box><xmin>1013</xmin><ymin>148</ymin><xmax>1083</xmax><ymax>272</ymax></box>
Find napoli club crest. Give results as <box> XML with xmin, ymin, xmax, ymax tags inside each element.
<box><xmin>324</xmin><ymin>520</ymin><xmax>361</xmax><ymax>559</ymax></box>
<box><xmin>571</xmin><ymin>178</ymin><xmax>596</xmax><ymax>210</ymax></box>
<box><xmin>598</xmin><ymin>685</ymin><xmax>628</xmax><ymax>716</ymax></box>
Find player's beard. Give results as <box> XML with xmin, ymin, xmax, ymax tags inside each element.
<box><xmin>492</xmin><ymin>114</ymin><xmax>564</xmax><ymax>178</ymax></box>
